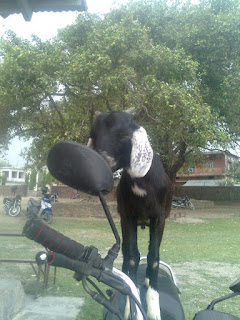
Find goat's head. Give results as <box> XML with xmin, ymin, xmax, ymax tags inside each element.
<box><xmin>88</xmin><ymin>111</ymin><xmax>153</xmax><ymax>178</ymax></box>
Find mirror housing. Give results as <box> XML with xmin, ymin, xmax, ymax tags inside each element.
<box><xmin>47</xmin><ymin>141</ymin><xmax>114</xmax><ymax>196</ymax></box>
<box><xmin>229</xmin><ymin>277</ymin><xmax>240</xmax><ymax>293</ymax></box>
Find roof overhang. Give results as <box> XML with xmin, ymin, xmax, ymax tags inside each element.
<box><xmin>0</xmin><ymin>0</ymin><xmax>88</xmax><ymax>22</ymax></box>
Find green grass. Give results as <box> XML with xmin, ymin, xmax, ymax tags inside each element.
<box><xmin>1</xmin><ymin>211</ymin><xmax>240</xmax><ymax>319</ymax></box>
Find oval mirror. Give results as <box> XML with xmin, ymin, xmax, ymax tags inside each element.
<box><xmin>47</xmin><ymin>141</ymin><xmax>114</xmax><ymax>196</ymax></box>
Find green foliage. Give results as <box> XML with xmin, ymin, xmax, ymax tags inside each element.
<box><xmin>227</xmin><ymin>161</ymin><xmax>240</xmax><ymax>183</ymax></box>
<box><xmin>28</xmin><ymin>169</ymin><xmax>37</xmax><ymax>190</ymax></box>
<box><xmin>38</xmin><ymin>170</ymin><xmax>55</xmax><ymax>188</ymax></box>
<box><xmin>0</xmin><ymin>173</ymin><xmax>7</xmax><ymax>185</ymax></box>
<box><xmin>0</xmin><ymin>160</ymin><xmax>10</xmax><ymax>167</ymax></box>
<box><xmin>0</xmin><ymin>0</ymin><xmax>239</xmax><ymax>180</ymax></box>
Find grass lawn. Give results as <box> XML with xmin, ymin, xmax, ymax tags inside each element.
<box><xmin>0</xmin><ymin>206</ymin><xmax>240</xmax><ymax>320</ymax></box>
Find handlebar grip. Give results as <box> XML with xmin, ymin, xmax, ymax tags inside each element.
<box><xmin>36</xmin><ymin>251</ymin><xmax>131</xmax><ymax>295</ymax></box>
<box><xmin>23</xmin><ymin>219</ymin><xmax>103</xmax><ymax>269</ymax></box>
<box><xmin>36</xmin><ymin>251</ymin><xmax>101</xmax><ymax>279</ymax></box>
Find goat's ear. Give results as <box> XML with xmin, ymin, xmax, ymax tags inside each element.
<box><xmin>87</xmin><ymin>138</ymin><xmax>93</xmax><ymax>148</ymax></box>
<box><xmin>95</xmin><ymin>111</ymin><xmax>101</xmax><ymax>117</ymax></box>
<box><xmin>124</xmin><ymin>107</ymin><xmax>136</xmax><ymax>116</ymax></box>
<box><xmin>127</xmin><ymin>127</ymin><xmax>153</xmax><ymax>178</ymax></box>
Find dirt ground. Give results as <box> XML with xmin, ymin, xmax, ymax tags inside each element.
<box><xmin>169</xmin><ymin>200</ymin><xmax>240</xmax><ymax>223</ymax></box>
<box><xmin>0</xmin><ymin>196</ymin><xmax>239</xmax><ymax>223</ymax></box>
<box><xmin>54</xmin><ymin>198</ymin><xmax>240</xmax><ymax>223</ymax></box>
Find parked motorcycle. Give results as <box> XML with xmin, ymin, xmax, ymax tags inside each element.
<box><xmin>3</xmin><ymin>186</ymin><xmax>22</xmax><ymax>217</ymax></box>
<box><xmin>26</xmin><ymin>187</ymin><xmax>53</xmax><ymax>224</ymax></box>
<box><xmin>50</xmin><ymin>192</ymin><xmax>59</xmax><ymax>202</ymax></box>
<box><xmin>23</xmin><ymin>141</ymin><xmax>240</xmax><ymax>320</ymax></box>
<box><xmin>172</xmin><ymin>196</ymin><xmax>195</xmax><ymax>210</ymax></box>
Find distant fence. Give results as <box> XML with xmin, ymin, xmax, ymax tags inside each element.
<box><xmin>0</xmin><ymin>184</ymin><xmax>238</xmax><ymax>202</ymax></box>
<box><xmin>51</xmin><ymin>185</ymin><xmax>116</xmax><ymax>202</ymax></box>
<box><xmin>174</xmin><ymin>186</ymin><xmax>240</xmax><ymax>202</ymax></box>
<box><xmin>0</xmin><ymin>185</ymin><xmax>28</xmax><ymax>197</ymax></box>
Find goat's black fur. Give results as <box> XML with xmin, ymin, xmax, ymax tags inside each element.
<box><xmin>88</xmin><ymin>111</ymin><xmax>172</xmax><ymax>319</ymax></box>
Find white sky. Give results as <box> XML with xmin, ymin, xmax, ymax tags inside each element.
<box><xmin>0</xmin><ymin>0</ymin><xmax>129</xmax><ymax>167</ymax></box>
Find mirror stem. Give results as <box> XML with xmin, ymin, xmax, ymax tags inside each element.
<box><xmin>98</xmin><ymin>192</ymin><xmax>121</xmax><ymax>246</ymax></box>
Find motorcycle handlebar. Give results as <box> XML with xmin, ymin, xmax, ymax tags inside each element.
<box><xmin>23</xmin><ymin>220</ymin><xmax>144</xmax><ymax>320</ymax></box>
<box><xmin>36</xmin><ymin>251</ymin><xmax>131</xmax><ymax>296</ymax></box>
<box><xmin>23</xmin><ymin>219</ymin><xmax>104</xmax><ymax>270</ymax></box>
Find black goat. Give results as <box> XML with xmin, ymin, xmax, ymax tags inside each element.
<box><xmin>88</xmin><ymin>111</ymin><xmax>172</xmax><ymax>320</ymax></box>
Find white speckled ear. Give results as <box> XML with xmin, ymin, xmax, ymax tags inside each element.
<box><xmin>87</xmin><ymin>138</ymin><xmax>93</xmax><ymax>148</ymax></box>
<box><xmin>127</xmin><ymin>127</ymin><xmax>153</xmax><ymax>178</ymax></box>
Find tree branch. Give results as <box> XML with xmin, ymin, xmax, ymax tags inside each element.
<box><xmin>48</xmin><ymin>94</ymin><xmax>65</xmax><ymax>128</ymax></box>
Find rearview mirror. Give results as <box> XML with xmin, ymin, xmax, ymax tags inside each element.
<box><xmin>229</xmin><ymin>277</ymin><xmax>240</xmax><ymax>293</ymax></box>
<box><xmin>47</xmin><ymin>141</ymin><xmax>114</xmax><ymax>196</ymax></box>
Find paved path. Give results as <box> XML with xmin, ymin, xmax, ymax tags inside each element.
<box><xmin>0</xmin><ymin>278</ymin><xmax>84</xmax><ymax>320</ymax></box>
<box><xmin>12</xmin><ymin>295</ymin><xmax>84</xmax><ymax>320</ymax></box>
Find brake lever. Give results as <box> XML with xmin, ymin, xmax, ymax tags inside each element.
<box><xmin>36</xmin><ymin>251</ymin><xmax>130</xmax><ymax>294</ymax></box>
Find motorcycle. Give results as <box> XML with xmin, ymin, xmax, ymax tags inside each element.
<box><xmin>172</xmin><ymin>196</ymin><xmax>195</xmax><ymax>210</ymax></box>
<box><xmin>50</xmin><ymin>192</ymin><xmax>59</xmax><ymax>202</ymax></box>
<box><xmin>3</xmin><ymin>186</ymin><xmax>22</xmax><ymax>217</ymax></box>
<box><xmin>26</xmin><ymin>187</ymin><xmax>53</xmax><ymax>224</ymax></box>
<box><xmin>23</xmin><ymin>141</ymin><xmax>240</xmax><ymax>320</ymax></box>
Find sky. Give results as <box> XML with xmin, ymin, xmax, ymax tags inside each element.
<box><xmin>0</xmin><ymin>0</ymin><xmax>129</xmax><ymax>167</ymax></box>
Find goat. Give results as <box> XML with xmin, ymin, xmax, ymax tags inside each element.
<box><xmin>88</xmin><ymin>111</ymin><xmax>172</xmax><ymax>320</ymax></box>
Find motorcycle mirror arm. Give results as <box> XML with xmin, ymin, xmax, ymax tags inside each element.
<box><xmin>207</xmin><ymin>291</ymin><xmax>240</xmax><ymax>310</ymax></box>
<box><xmin>98</xmin><ymin>191</ymin><xmax>121</xmax><ymax>247</ymax></box>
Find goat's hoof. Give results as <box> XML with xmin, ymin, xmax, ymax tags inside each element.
<box><xmin>146</xmin><ymin>286</ymin><xmax>161</xmax><ymax>320</ymax></box>
<box><xmin>124</xmin><ymin>296</ymin><xmax>130</xmax><ymax>320</ymax></box>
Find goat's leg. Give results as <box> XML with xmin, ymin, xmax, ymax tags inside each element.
<box><xmin>121</xmin><ymin>216</ymin><xmax>140</xmax><ymax>282</ymax></box>
<box><xmin>145</xmin><ymin>216</ymin><xmax>165</xmax><ymax>320</ymax></box>
<box><xmin>121</xmin><ymin>216</ymin><xmax>140</xmax><ymax>320</ymax></box>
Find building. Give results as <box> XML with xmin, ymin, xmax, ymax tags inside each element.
<box><xmin>0</xmin><ymin>0</ymin><xmax>87</xmax><ymax>21</ymax></box>
<box><xmin>0</xmin><ymin>167</ymin><xmax>26</xmax><ymax>185</ymax></box>
<box><xmin>176</xmin><ymin>151</ymin><xmax>240</xmax><ymax>186</ymax></box>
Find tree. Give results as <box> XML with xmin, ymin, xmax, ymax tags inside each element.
<box><xmin>0</xmin><ymin>160</ymin><xmax>10</xmax><ymax>167</ymax></box>
<box><xmin>0</xmin><ymin>1</ymin><xmax>239</xmax><ymax>183</ymax></box>
<box><xmin>38</xmin><ymin>170</ymin><xmax>56</xmax><ymax>188</ymax></box>
<box><xmin>28</xmin><ymin>169</ymin><xmax>37</xmax><ymax>190</ymax></box>
<box><xmin>228</xmin><ymin>161</ymin><xmax>240</xmax><ymax>183</ymax></box>
<box><xmin>107</xmin><ymin>0</ymin><xmax>240</xmax><ymax>179</ymax></box>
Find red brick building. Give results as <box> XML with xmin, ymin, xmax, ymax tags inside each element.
<box><xmin>176</xmin><ymin>151</ymin><xmax>240</xmax><ymax>186</ymax></box>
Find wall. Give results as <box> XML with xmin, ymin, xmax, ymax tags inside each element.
<box><xmin>174</xmin><ymin>186</ymin><xmax>240</xmax><ymax>202</ymax></box>
<box><xmin>0</xmin><ymin>185</ymin><xmax>28</xmax><ymax>197</ymax></box>
<box><xmin>51</xmin><ymin>185</ymin><xmax>116</xmax><ymax>202</ymax></box>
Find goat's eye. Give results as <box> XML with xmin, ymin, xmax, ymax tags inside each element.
<box><xmin>119</xmin><ymin>134</ymin><xmax>130</xmax><ymax>142</ymax></box>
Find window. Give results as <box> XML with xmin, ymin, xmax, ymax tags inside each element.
<box><xmin>2</xmin><ymin>171</ymin><xmax>9</xmax><ymax>178</ymax></box>
<box><xmin>12</xmin><ymin>171</ymin><xmax>17</xmax><ymax>178</ymax></box>
<box><xmin>205</xmin><ymin>161</ymin><xmax>215</xmax><ymax>168</ymax></box>
<box><xmin>19</xmin><ymin>171</ymin><xmax>24</xmax><ymax>179</ymax></box>
<box><xmin>227</xmin><ymin>161</ymin><xmax>232</xmax><ymax>171</ymax></box>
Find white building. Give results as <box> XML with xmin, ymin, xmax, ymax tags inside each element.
<box><xmin>0</xmin><ymin>167</ymin><xmax>26</xmax><ymax>185</ymax></box>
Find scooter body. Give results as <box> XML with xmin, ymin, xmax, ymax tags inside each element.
<box><xmin>104</xmin><ymin>261</ymin><xmax>240</xmax><ymax>320</ymax></box>
<box><xmin>26</xmin><ymin>193</ymin><xmax>53</xmax><ymax>224</ymax></box>
<box><xmin>103</xmin><ymin>259</ymin><xmax>185</xmax><ymax>320</ymax></box>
